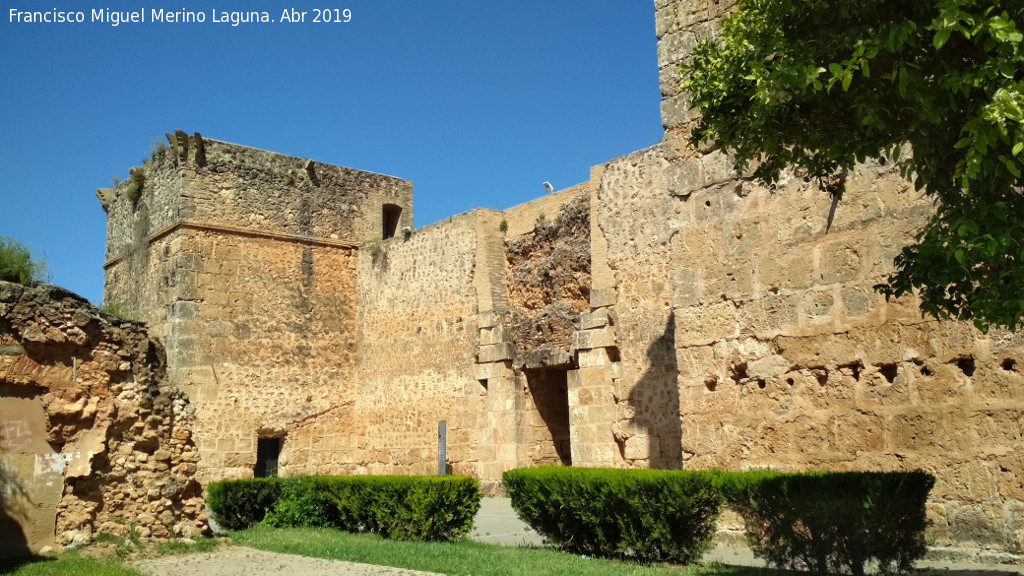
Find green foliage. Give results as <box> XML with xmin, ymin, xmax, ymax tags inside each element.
<box><xmin>368</xmin><ymin>239</ymin><xmax>385</xmax><ymax>266</ymax></box>
<box><xmin>277</xmin><ymin>475</ymin><xmax>482</xmax><ymax>541</ymax></box>
<box><xmin>147</xmin><ymin>138</ymin><xmax>167</xmax><ymax>162</ymax></box>
<box><xmin>502</xmin><ymin>467</ymin><xmax>723</xmax><ymax>564</ymax></box>
<box><xmin>205</xmin><ymin>477</ymin><xmax>283</xmax><ymax>530</ymax></box>
<box><xmin>209</xmin><ymin>475</ymin><xmax>481</xmax><ymax>542</ymax></box>
<box><xmin>499</xmin><ymin>218</ymin><xmax>509</xmax><ymax>233</ymax></box>
<box><xmin>684</xmin><ymin>0</ymin><xmax>1024</xmax><ymax>332</ymax></box>
<box><xmin>125</xmin><ymin>169</ymin><xmax>145</xmax><ymax>205</ymax></box>
<box><xmin>263</xmin><ymin>477</ymin><xmax>338</xmax><ymax>529</ymax></box>
<box><xmin>717</xmin><ymin>470</ymin><xmax>935</xmax><ymax>576</ymax></box>
<box><xmin>0</xmin><ymin>556</ymin><xmax>145</xmax><ymax>576</ymax></box>
<box><xmin>99</xmin><ymin>302</ymin><xmax>138</xmax><ymax>322</ymax></box>
<box><xmin>0</xmin><ymin>236</ymin><xmax>49</xmax><ymax>285</ymax></box>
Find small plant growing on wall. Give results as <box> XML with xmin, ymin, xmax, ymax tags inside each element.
<box><xmin>368</xmin><ymin>239</ymin><xmax>386</xmax><ymax>267</ymax></box>
<box><xmin>499</xmin><ymin>219</ymin><xmax>508</xmax><ymax>234</ymax></box>
<box><xmin>101</xmin><ymin>301</ymin><xmax>138</xmax><ymax>322</ymax></box>
<box><xmin>125</xmin><ymin>168</ymin><xmax>145</xmax><ymax>205</ymax></box>
<box><xmin>147</xmin><ymin>138</ymin><xmax>167</xmax><ymax>162</ymax></box>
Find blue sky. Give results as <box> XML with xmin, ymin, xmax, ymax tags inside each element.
<box><xmin>0</xmin><ymin>1</ymin><xmax>663</xmax><ymax>305</ymax></box>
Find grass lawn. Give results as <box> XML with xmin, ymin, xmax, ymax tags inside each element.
<box><xmin>0</xmin><ymin>536</ymin><xmax>219</xmax><ymax>576</ymax></box>
<box><xmin>232</xmin><ymin>525</ymin><xmax>788</xmax><ymax>576</ymax></box>
<box><xmin>0</xmin><ymin>555</ymin><xmax>145</xmax><ymax>576</ymax></box>
<box><xmin>0</xmin><ymin>529</ymin><xmax>790</xmax><ymax>576</ymax></box>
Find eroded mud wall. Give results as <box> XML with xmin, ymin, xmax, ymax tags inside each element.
<box><xmin>0</xmin><ymin>282</ymin><xmax>206</xmax><ymax>556</ymax></box>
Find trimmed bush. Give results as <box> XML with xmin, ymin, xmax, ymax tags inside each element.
<box><xmin>718</xmin><ymin>470</ymin><xmax>935</xmax><ymax>576</ymax></box>
<box><xmin>503</xmin><ymin>467</ymin><xmax>722</xmax><ymax>564</ymax></box>
<box><xmin>264</xmin><ymin>476</ymin><xmax>338</xmax><ymax>528</ymax></box>
<box><xmin>206</xmin><ymin>477</ymin><xmax>282</xmax><ymax>530</ymax></box>
<box><xmin>316</xmin><ymin>475</ymin><xmax>482</xmax><ymax>541</ymax></box>
<box><xmin>207</xmin><ymin>475</ymin><xmax>481</xmax><ymax>541</ymax></box>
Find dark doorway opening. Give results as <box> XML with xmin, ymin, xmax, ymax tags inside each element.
<box><xmin>382</xmin><ymin>204</ymin><xmax>402</xmax><ymax>239</ymax></box>
<box><xmin>524</xmin><ymin>368</ymin><xmax>572</xmax><ymax>466</ymax></box>
<box><xmin>255</xmin><ymin>437</ymin><xmax>282</xmax><ymax>478</ymax></box>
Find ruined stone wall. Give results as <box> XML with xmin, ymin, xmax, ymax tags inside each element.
<box><xmin>647</xmin><ymin>0</ymin><xmax>1024</xmax><ymax>554</ymax></box>
<box><xmin>0</xmin><ymin>282</ymin><xmax>206</xmax><ymax>557</ymax></box>
<box><xmin>505</xmin><ymin>192</ymin><xmax>591</xmax><ymax>362</ymax></box>
<box><xmin>174</xmin><ymin>138</ymin><xmax>412</xmax><ymax>242</ymax></box>
<box><xmin>501</xmin><ymin>185</ymin><xmax>585</xmax><ymax>238</ymax></box>
<box><xmin>502</xmin><ymin>193</ymin><xmax>591</xmax><ymax>468</ymax></box>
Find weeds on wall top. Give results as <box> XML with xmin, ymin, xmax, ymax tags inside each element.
<box><xmin>100</xmin><ymin>301</ymin><xmax>138</xmax><ymax>322</ymax></box>
<box><xmin>499</xmin><ymin>219</ymin><xmax>508</xmax><ymax>234</ymax></box>
<box><xmin>147</xmin><ymin>138</ymin><xmax>167</xmax><ymax>163</ymax></box>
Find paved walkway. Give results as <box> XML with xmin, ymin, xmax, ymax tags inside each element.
<box><xmin>133</xmin><ymin>497</ymin><xmax>1024</xmax><ymax>576</ymax></box>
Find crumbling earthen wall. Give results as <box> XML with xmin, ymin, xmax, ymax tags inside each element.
<box><xmin>642</xmin><ymin>0</ymin><xmax>1024</xmax><ymax>554</ymax></box>
<box><xmin>0</xmin><ymin>282</ymin><xmax>206</xmax><ymax>557</ymax></box>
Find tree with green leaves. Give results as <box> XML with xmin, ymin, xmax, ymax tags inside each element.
<box><xmin>0</xmin><ymin>236</ymin><xmax>50</xmax><ymax>286</ymax></box>
<box><xmin>684</xmin><ymin>0</ymin><xmax>1024</xmax><ymax>332</ymax></box>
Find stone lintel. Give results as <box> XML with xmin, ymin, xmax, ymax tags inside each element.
<box><xmin>521</xmin><ymin>347</ymin><xmax>571</xmax><ymax>370</ymax></box>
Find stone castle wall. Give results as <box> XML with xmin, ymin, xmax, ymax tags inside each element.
<box><xmin>0</xmin><ymin>282</ymin><xmax>206</xmax><ymax>556</ymax></box>
<box><xmin>102</xmin><ymin>134</ymin><xmax>412</xmax><ymax>483</ymax></box>
<box><xmin>645</xmin><ymin>0</ymin><xmax>1024</xmax><ymax>553</ymax></box>
<box><xmin>88</xmin><ymin>0</ymin><xmax>1024</xmax><ymax>557</ymax></box>
<box><xmin>351</xmin><ymin>213</ymin><xmax>481</xmax><ymax>477</ymax></box>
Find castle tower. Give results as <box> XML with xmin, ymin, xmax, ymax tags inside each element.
<box><xmin>100</xmin><ymin>131</ymin><xmax>412</xmax><ymax>482</ymax></box>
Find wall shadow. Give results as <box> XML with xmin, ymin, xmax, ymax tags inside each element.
<box><xmin>627</xmin><ymin>311</ymin><xmax>683</xmax><ymax>469</ymax></box>
<box><xmin>524</xmin><ymin>368</ymin><xmax>573</xmax><ymax>465</ymax></box>
<box><xmin>0</xmin><ymin>454</ymin><xmax>30</xmax><ymax>558</ymax></box>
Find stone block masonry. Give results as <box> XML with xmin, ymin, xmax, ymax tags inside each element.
<box><xmin>650</xmin><ymin>0</ymin><xmax>1024</xmax><ymax>555</ymax></box>
<box><xmin>102</xmin><ymin>133</ymin><xmax>411</xmax><ymax>483</ymax></box>
<box><xmin>82</xmin><ymin>0</ymin><xmax>1024</xmax><ymax>560</ymax></box>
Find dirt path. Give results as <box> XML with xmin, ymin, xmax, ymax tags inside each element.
<box><xmin>133</xmin><ymin>547</ymin><xmax>440</xmax><ymax>576</ymax></box>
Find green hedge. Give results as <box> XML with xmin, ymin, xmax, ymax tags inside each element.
<box><xmin>206</xmin><ymin>475</ymin><xmax>482</xmax><ymax>541</ymax></box>
<box><xmin>206</xmin><ymin>477</ymin><xmax>282</xmax><ymax>530</ymax></box>
<box><xmin>718</xmin><ymin>470</ymin><xmax>935</xmax><ymax>576</ymax></box>
<box><xmin>503</xmin><ymin>467</ymin><xmax>722</xmax><ymax>564</ymax></box>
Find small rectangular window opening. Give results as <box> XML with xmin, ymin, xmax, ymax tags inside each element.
<box><xmin>478</xmin><ymin>378</ymin><xmax>488</xmax><ymax>392</ymax></box>
<box><xmin>382</xmin><ymin>204</ymin><xmax>402</xmax><ymax>239</ymax></box>
<box><xmin>255</xmin><ymin>437</ymin><xmax>282</xmax><ymax>478</ymax></box>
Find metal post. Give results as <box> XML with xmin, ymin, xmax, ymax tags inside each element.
<box><xmin>438</xmin><ymin>420</ymin><xmax>447</xmax><ymax>476</ymax></box>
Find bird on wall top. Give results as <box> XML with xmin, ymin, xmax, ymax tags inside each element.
<box><xmin>543</xmin><ymin>181</ymin><xmax>553</xmax><ymax>194</ymax></box>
